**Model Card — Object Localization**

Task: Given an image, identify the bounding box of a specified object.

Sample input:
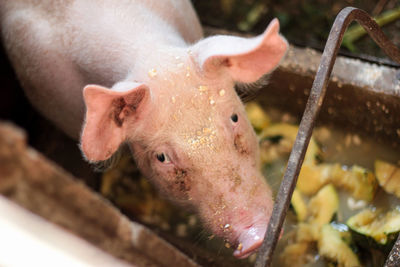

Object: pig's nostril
[233,225,266,259]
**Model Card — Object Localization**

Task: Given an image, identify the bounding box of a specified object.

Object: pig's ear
[192,18,288,83]
[81,83,149,162]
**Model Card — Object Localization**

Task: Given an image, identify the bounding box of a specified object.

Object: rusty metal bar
[385,232,400,267]
[255,7,400,267]
[384,232,400,267]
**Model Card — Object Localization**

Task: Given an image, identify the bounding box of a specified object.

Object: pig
[0,0,287,258]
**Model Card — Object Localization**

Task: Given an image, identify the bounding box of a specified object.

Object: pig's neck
[74,32,191,89]
[120,27,191,82]
[123,46,192,86]
[68,1,201,89]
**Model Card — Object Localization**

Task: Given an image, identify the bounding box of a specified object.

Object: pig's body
[0,0,287,258]
[0,0,202,138]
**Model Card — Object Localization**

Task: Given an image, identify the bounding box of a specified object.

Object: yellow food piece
[245,102,270,131]
[296,162,377,201]
[296,164,330,195]
[296,223,319,242]
[375,160,400,198]
[279,242,311,267]
[259,123,320,165]
[330,164,377,201]
[297,163,377,201]
[308,184,339,227]
[347,208,400,245]
[318,224,361,267]
[291,189,308,222]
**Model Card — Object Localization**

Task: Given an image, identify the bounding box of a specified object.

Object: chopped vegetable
[318,224,361,267]
[329,164,378,202]
[296,164,330,195]
[347,208,400,252]
[279,242,312,267]
[296,163,377,201]
[291,188,308,222]
[296,222,319,243]
[375,160,400,198]
[308,184,339,226]
[245,102,270,132]
[259,123,321,165]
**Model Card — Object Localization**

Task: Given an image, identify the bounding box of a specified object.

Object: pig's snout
[233,224,266,259]
[198,171,274,259]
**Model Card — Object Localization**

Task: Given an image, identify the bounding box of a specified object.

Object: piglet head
[81,19,287,258]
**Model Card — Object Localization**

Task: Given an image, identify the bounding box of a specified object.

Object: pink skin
[1,0,287,258]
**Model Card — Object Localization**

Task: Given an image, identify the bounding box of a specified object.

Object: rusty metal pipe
[255,7,400,267]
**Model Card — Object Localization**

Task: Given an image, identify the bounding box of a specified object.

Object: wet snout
[234,223,267,258]
[199,170,273,259]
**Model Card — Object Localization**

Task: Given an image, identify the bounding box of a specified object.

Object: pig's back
[0,0,203,139]
[0,0,87,139]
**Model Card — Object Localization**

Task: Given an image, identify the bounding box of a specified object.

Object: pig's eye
[231,113,239,123]
[156,153,171,163]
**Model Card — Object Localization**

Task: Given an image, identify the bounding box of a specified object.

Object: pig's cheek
[233,134,252,156]
[164,168,192,201]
